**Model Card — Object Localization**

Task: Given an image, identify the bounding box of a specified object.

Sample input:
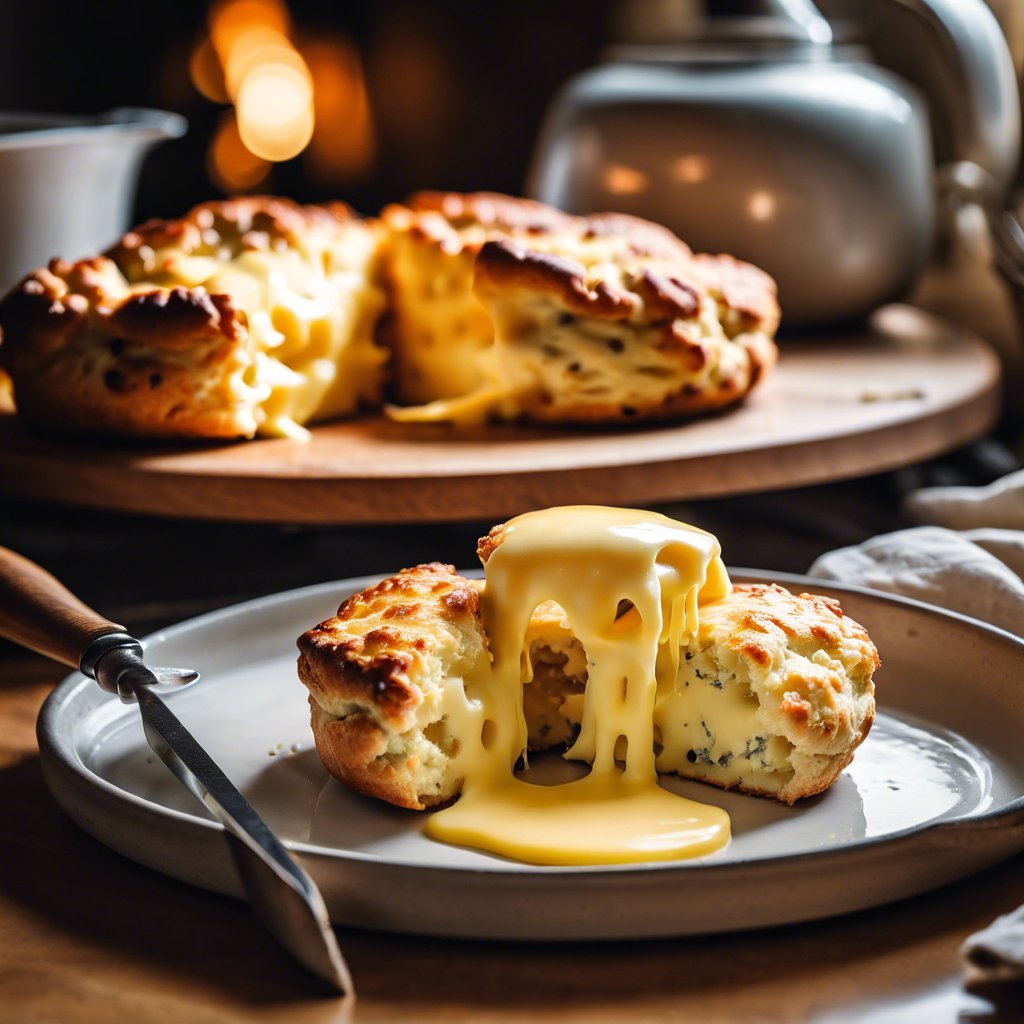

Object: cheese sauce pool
[425,506,733,865]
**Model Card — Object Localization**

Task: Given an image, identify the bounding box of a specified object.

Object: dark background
[0,1,616,220]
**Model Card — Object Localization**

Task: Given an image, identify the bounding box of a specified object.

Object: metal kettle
[528,0,1020,327]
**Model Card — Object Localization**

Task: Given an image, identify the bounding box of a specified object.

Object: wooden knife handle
[0,545,125,668]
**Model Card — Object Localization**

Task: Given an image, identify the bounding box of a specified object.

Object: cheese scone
[383,191,779,424]
[381,192,579,405]
[0,197,388,440]
[297,563,877,810]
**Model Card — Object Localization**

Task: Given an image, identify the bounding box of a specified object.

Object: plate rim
[37,569,1024,883]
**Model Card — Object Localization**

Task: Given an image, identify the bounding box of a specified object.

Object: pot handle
[868,0,1020,200]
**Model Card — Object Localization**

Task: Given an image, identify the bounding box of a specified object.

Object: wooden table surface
[3,256,1024,1022]
[2,630,1024,1023]
[5,570,1024,1024]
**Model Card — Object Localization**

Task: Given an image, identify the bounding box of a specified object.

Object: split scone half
[0,197,387,440]
[383,191,779,425]
[297,562,878,811]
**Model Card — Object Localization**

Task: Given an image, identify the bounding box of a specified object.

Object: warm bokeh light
[0,369,13,412]
[189,36,228,104]
[194,0,362,189]
[748,191,777,222]
[222,27,310,99]
[303,35,376,184]
[208,0,290,56]
[671,155,710,186]
[604,164,648,196]
[236,62,315,162]
[208,111,271,192]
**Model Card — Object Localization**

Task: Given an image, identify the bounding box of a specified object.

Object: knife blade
[0,545,351,995]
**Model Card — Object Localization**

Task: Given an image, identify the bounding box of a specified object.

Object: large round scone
[297,563,877,810]
[0,197,387,439]
[384,191,779,424]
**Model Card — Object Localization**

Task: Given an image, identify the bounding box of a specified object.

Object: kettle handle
[868,0,1020,199]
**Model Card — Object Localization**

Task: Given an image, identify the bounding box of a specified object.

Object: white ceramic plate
[38,571,1024,940]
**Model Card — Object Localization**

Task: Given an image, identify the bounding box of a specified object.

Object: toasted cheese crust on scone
[380,192,580,405]
[383,190,779,424]
[1,190,779,439]
[298,563,877,810]
[0,197,388,440]
[661,583,877,801]
[297,563,490,810]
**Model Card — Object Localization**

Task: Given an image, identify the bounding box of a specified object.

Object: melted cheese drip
[425,506,733,865]
[127,228,386,439]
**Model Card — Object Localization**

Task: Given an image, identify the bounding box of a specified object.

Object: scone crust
[107,195,360,274]
[0,258,258,439]
[383,190,778,420]
[298,562,481,727]
[297,563,484,810]
[389,190,695,263]
[472,238,778,423]
[0,196,382,440]
[686,583,878,803]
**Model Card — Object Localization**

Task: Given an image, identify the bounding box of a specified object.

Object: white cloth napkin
[962,905,1024,988]
[809,525,1024,636]
[904,467,1024,531]
[808,469,1024,985]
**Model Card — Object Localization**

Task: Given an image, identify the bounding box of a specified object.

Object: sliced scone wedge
[381,191,577,406]
[0,197,388,440]
[467,240,778,425]
[383,190,778,425]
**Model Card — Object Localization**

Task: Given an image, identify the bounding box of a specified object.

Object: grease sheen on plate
[38,572,1024,940]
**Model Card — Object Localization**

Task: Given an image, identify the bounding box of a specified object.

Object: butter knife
[0,545,351,995]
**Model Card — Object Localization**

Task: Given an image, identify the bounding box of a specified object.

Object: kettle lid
[612,0,834,47]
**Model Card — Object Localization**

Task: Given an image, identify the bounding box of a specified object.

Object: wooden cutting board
[0,306,1001,525]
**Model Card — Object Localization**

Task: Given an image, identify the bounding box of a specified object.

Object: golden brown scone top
[697,582,878,754]
[298,563,484,732]
[0,256,244,354]
[390,190,694,262]
[472,237,779,341]
[108,196,363,281]
[388,190,574,238]
[388,190,779,341]
[704,583,878,674]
